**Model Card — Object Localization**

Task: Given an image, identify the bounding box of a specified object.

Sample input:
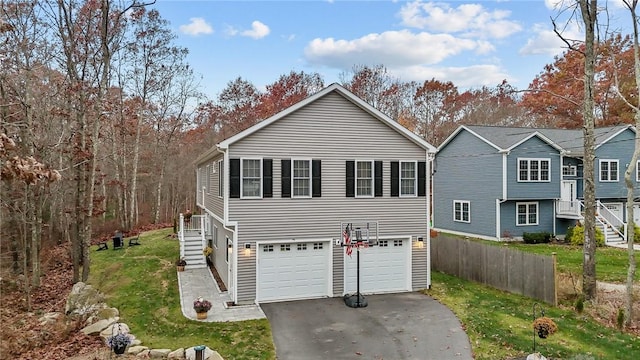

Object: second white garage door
[257,241,330,302]
[344,238,411,294]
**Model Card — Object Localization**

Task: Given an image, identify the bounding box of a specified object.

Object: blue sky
[151,0,631,100]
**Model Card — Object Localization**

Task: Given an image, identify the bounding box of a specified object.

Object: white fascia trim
[507,131,564,153]
[218,83,436,153]
[442,125,503,152]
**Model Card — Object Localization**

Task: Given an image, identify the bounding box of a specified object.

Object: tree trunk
[580,0,598,301]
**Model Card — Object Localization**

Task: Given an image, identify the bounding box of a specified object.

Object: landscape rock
[527,353,547,360]
[128,345,149,355]
[65,282,106,317]
[100,322,131,339]
[38,312,62,326]
[150,348,172,358]
[131,339,142,346]
[185,346,223,360]
[96,307,119,320]
[81,318,117,335]
[168,348,185,359]
[136,349,151,358]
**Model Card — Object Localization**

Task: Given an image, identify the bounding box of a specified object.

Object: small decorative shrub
[193,297,212,313]
[616,308,625,330]
[523,232,552,244]
[566,224,604,247]
[575,295,584,313]
[175,257,187,266]
[533,316,558,338]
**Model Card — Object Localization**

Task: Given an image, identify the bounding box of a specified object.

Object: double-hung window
[356,161,373,197]
[242,159,261,198]
[292,159,311,197]
[516,202,538,226]
[518,158,550,182]
[599,159,618,182]
[562,165,576,177]
[453,200,470,223]
[400,161,417,196]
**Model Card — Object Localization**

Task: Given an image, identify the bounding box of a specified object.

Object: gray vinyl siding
[199,153,225,218]
[210,217,232,287]
[507,136,560,200]
[500,200,555,238]
[434,130,502,238]
[332,245,344,296]
[411,239,428,290]
[595,128,638,199]
[227,92,430,303]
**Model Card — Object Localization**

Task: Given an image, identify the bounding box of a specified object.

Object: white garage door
[344,238,410,294]
[257,241,330,302]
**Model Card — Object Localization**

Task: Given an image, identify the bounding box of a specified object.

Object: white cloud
[398,1,522,39]
[544,0,564,10]
[304,30,480,68]
[241,21,270,39]
[179,18,213,36]
[393,64,511,88]
[519,22,582,56]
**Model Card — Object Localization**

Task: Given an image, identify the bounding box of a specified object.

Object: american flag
[343,224,352,257]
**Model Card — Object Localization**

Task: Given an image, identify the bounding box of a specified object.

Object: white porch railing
[596,201,627,241]
[556,200,582,217]
[178,213,207,259]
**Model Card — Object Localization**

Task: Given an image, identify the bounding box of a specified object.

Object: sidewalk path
[177,267,266,322]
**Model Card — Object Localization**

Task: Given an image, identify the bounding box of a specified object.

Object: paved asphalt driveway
[261,292,473,360]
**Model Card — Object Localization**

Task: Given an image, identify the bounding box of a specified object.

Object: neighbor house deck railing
[555,200,581,217]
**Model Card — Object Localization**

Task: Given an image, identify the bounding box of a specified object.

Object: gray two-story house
[433,124,638,242]
[187,83,436,305]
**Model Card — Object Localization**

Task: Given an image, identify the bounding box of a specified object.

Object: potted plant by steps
[533,316,558,339]
[106,333,132,355]
[176,257,187,271]
[193,297,212,320]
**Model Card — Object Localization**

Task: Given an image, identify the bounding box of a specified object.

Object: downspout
[497,150,509,240]
[426,150,434,288]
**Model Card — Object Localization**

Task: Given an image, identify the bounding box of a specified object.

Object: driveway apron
[262,292,473,360]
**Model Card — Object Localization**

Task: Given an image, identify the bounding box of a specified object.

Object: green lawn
[473,239,639,283]
[88,228,275,359]
[426,271,640,360]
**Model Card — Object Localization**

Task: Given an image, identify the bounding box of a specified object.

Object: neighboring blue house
[433,124,638,243]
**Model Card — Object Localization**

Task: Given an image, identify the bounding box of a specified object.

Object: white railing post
[179,213,185,258]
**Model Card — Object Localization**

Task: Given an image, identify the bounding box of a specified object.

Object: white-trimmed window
[562,165,577,177]
[356,161,373,197]
[213,225,218,248]
[293,159,311,198]
[218,159,224,198]
[241,158,262,198]
[400,161,417,196]
[518,158,550,182]
[599,159,618,182]
[453,200,470,223]
[225,236,231,263]
[516,202,539,226]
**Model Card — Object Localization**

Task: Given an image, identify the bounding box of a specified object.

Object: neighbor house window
[356,161,373,197]
[218,159,224,197]
[562,165,577,177]
[241,158,261,198]
[213,225,218,248]
[453,200,470,223]
[516,202,538,226]
[518,158,550,182]
[292,159,311,197]
[400,161,417,196]
[599,159,618,182]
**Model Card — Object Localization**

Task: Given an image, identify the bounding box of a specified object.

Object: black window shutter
[281,159,291,198]
[374,161,383,197]
[312,160,321,197]
[346,161,355,197]
[418,161,426,197]
[229,159,240,198]
[390,161,399,197]
[263,159,273,198]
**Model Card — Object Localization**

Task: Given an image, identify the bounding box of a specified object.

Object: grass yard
[88,228,275,360]
[426,271,640,360]
[474,239,639,283]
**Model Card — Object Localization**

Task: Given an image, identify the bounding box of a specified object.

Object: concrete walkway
[607,242,640,250]
[177,267,266,322]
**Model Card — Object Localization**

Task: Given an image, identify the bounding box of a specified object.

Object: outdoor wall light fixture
[243,243,251,256]
[416,237,424,249]
[227,243,233,254]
